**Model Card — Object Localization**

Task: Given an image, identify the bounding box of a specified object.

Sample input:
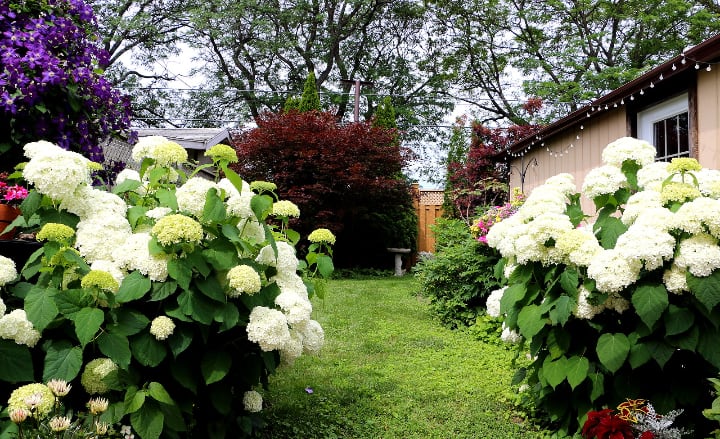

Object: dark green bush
[414,218,502,328]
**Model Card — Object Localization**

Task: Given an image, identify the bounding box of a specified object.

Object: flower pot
[0,205,20,240]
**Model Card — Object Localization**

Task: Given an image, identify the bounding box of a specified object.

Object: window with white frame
[637,93,689,161]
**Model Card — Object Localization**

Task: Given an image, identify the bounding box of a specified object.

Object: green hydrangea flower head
[151,214,203,246]
[153,140,188,166]
[661,181,701,205]
[87,161,104,172]
[81,270,119,293]
[308,228,336,245]
[37,223,75,243]
[272,200,300,218]
[205,144,238,163]
[81,358,119,395]
[7,383,55,418]
[667,157,701,173]
[250,181,277,193]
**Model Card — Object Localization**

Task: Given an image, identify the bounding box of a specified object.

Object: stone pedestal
[386,247,411,276]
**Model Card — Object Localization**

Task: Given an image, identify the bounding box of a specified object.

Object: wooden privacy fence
[413,184,443,253]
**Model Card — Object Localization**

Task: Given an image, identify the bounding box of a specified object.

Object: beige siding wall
[510,110,628,210]
[697,68,720,168]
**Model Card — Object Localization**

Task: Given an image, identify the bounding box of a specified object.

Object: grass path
[257,277,540,438]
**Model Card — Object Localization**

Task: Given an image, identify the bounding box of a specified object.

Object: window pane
[678,112,689,156]
[667,116,679,157]
[654,121,666,159]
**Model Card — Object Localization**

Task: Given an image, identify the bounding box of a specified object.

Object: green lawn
[256,276,541,438]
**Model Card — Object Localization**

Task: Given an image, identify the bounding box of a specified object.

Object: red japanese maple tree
[230,110,417,267]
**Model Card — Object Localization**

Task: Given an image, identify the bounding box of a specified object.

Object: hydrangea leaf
[170,361,197,394]
[250,194,273,221]
[109,309,150,336]
[500,283,527,315]
[631,284,668,329]
[548,295,575,326]
[546,328,571,360]
[542,355,567,389]
[202,188,226,224]
[204,237,239,270]
[566,356,589,389]
[698,326,720,369]
[131,401,164,439]
[150,281,178,302]
[72,307,104,347]
[54,288,92,318]
[195,275,225,302]
[24,286,58,331]
[687,271,720,311]
[595,216,627,249]
[111,178,142,195]
[167,259,192,291]
[517,304,545,340]
[155,188,178,210]
[628,341,652,369]
[131,332,167,367]
[664,304,694,336]
[596,333,630,373]
[559,269,578,295]
[201,350,232,385]
[0,340,33,382]
[668,325,699,351]
[646,340,674,368]
[42,340,82,382]
[317,254,335,278]
[98,331,131,369]
[116,271,152,303]
[124,386,146,414]
[168,326,194,358]
[215,303,240,333]
[186,250,210,278]
[148,382,175,405]
[177,290,220,325]
[589,371,604,402]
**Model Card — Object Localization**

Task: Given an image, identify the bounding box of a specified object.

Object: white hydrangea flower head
[146,207,172,220]
[631,207,676,232]
[0,255,17,286]
[0,297,5,316]
[111,232,169,282]
[275,290,312,325]
[543,173,576,196]
[605,294,631,314]
[615,224,676,271]
[227,191,256,219]
[131,136,188,166]
[675,233,720,277]
[256,241,298,273]
[217,178,241,199]
[587,248,642,293]
[271,272,309,300]
[23,140,58,159]
[486,215,526,258]
[280,329,304,365]
[271,200,300,218]
[23,145,91,201]
[515,185,568,221]
[601,137,656,167]
[672,197,720,238]
[622,191,663,226]
[246,306,291,352]
[697,168,720,198]
[0,310,41,347]
[75,214,132,263]
[175,177,221,219]
[81,358,119,394]
[237,218,266,245]
[227,265,262,297]
[523,212,575,265]
[149,316,175,341]
[242,390,263,413]
[581,165,628,199]
[485,286,506,318]
[116,168,141,184]
[663,263,689,294]
[636,161,670,189]
[574,286,605,320]
[503,261,517,279]
[61,186,128,219]
[296,319,324,354]
[151,214,204,246]
[501,323,523,344]
[556,227,599,266]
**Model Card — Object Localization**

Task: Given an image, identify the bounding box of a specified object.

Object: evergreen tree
[298,72,321,112]
[373,96,398,130]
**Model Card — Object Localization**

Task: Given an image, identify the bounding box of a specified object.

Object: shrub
[0,138,333,439]
[414,218,502,328]
[488,137,719,436]
[230,110,416,269]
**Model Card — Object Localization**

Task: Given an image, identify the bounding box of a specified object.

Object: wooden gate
[413,184,443,253]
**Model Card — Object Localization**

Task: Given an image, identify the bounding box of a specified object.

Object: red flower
[582,409,614,438]
[639,431,655,439]
[596,414,634,439]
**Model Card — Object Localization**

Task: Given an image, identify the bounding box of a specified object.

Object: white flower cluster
[0,255,17,286]
[0,309,41,347]
[247,241,324,364]
[488,137,720,320]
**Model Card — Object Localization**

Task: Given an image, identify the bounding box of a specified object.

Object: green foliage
[414,218,501,328]
[298,72,321,112]
[372,96,398,130]
[705,376,720,438]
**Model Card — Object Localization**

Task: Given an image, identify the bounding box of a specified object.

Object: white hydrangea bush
[0,138,334,439]
[487,137,720,437]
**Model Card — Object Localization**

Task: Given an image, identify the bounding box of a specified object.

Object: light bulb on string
[696,63,700,69]
[630,94,635,100]
[672,64,677,70]
[707,65,712,72]
[613,102,617,107]
[640,89,644,95]
[620,98,624,104]
[580,125,584,130]
[650,81,654,88]
[659,73,664,80]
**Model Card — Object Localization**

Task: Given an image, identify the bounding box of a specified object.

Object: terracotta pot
[0,205,20,240]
